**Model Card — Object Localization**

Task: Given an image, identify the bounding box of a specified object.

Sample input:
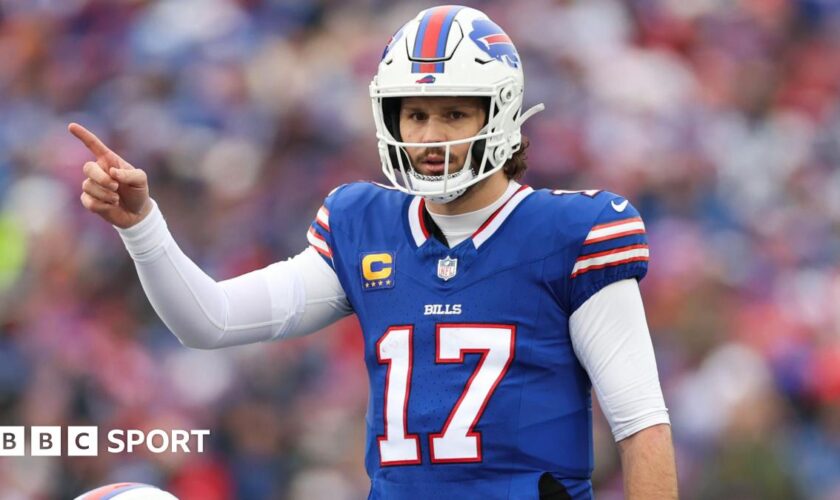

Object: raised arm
[70,123,352,348]
[69,122,153,228]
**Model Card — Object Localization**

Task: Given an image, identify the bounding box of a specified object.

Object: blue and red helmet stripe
[411,6,463,73]
[81,483,153,500]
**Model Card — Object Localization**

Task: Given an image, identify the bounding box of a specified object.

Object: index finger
[68,123,112,158]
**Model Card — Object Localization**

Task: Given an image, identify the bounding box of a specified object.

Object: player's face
[399,96,487,177]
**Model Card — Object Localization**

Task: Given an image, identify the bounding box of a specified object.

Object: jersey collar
[407,184,534,249]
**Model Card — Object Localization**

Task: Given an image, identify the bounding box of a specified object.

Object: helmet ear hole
[494,144,510,164]
[499,85,516,104]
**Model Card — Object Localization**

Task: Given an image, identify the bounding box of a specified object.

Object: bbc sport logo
[0,426,210,457]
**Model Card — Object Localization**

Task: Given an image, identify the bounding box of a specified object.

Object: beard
[409,147,466,177]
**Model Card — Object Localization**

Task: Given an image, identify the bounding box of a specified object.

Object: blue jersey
[306,183,649,499]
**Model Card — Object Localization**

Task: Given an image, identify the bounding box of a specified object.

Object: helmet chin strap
[409,167,475,204]
[407,145,476,204]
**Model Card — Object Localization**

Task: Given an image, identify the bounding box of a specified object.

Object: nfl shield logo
[437,256,458,281]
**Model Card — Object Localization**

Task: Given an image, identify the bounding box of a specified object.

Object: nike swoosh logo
[611,199,629,212]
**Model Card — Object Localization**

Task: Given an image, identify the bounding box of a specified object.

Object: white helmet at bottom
[370,5,544,203]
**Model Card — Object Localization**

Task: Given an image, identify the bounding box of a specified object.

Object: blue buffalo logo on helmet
[469,19,520,69]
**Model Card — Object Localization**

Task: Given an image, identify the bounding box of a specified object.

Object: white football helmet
[74,483,178,500]
[370,5,544,203]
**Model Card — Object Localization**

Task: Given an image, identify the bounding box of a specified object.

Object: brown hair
[502,135,529,180]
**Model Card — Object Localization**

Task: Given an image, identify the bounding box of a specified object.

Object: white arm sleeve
[569,279,670,442]
[116,200,352,349]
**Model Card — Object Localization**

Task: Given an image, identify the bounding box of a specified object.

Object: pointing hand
[69,123,152,229]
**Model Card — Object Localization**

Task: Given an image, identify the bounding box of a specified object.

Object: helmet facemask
[372,81,533,204]
[369,6,544,203]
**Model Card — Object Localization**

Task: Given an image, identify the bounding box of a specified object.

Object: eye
[448,110,467,120]
[409,111,428,121]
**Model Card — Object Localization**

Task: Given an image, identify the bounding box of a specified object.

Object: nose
[419,117,446,144]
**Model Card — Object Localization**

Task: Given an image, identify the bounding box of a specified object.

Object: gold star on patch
[378,280,383,286]
[386,280,391,285]
[365,283,370,288]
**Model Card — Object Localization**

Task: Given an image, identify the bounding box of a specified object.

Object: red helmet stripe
[412,6,462,73]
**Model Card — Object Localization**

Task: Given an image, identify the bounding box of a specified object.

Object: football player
[71,6,677,499]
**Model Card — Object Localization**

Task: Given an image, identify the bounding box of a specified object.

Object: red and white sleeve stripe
[307,226,332,258]
[583,217,645,245]
[571,244,649,278]
[316,205,330,232]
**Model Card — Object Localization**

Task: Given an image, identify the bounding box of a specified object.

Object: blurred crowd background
[0,0,839,498]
